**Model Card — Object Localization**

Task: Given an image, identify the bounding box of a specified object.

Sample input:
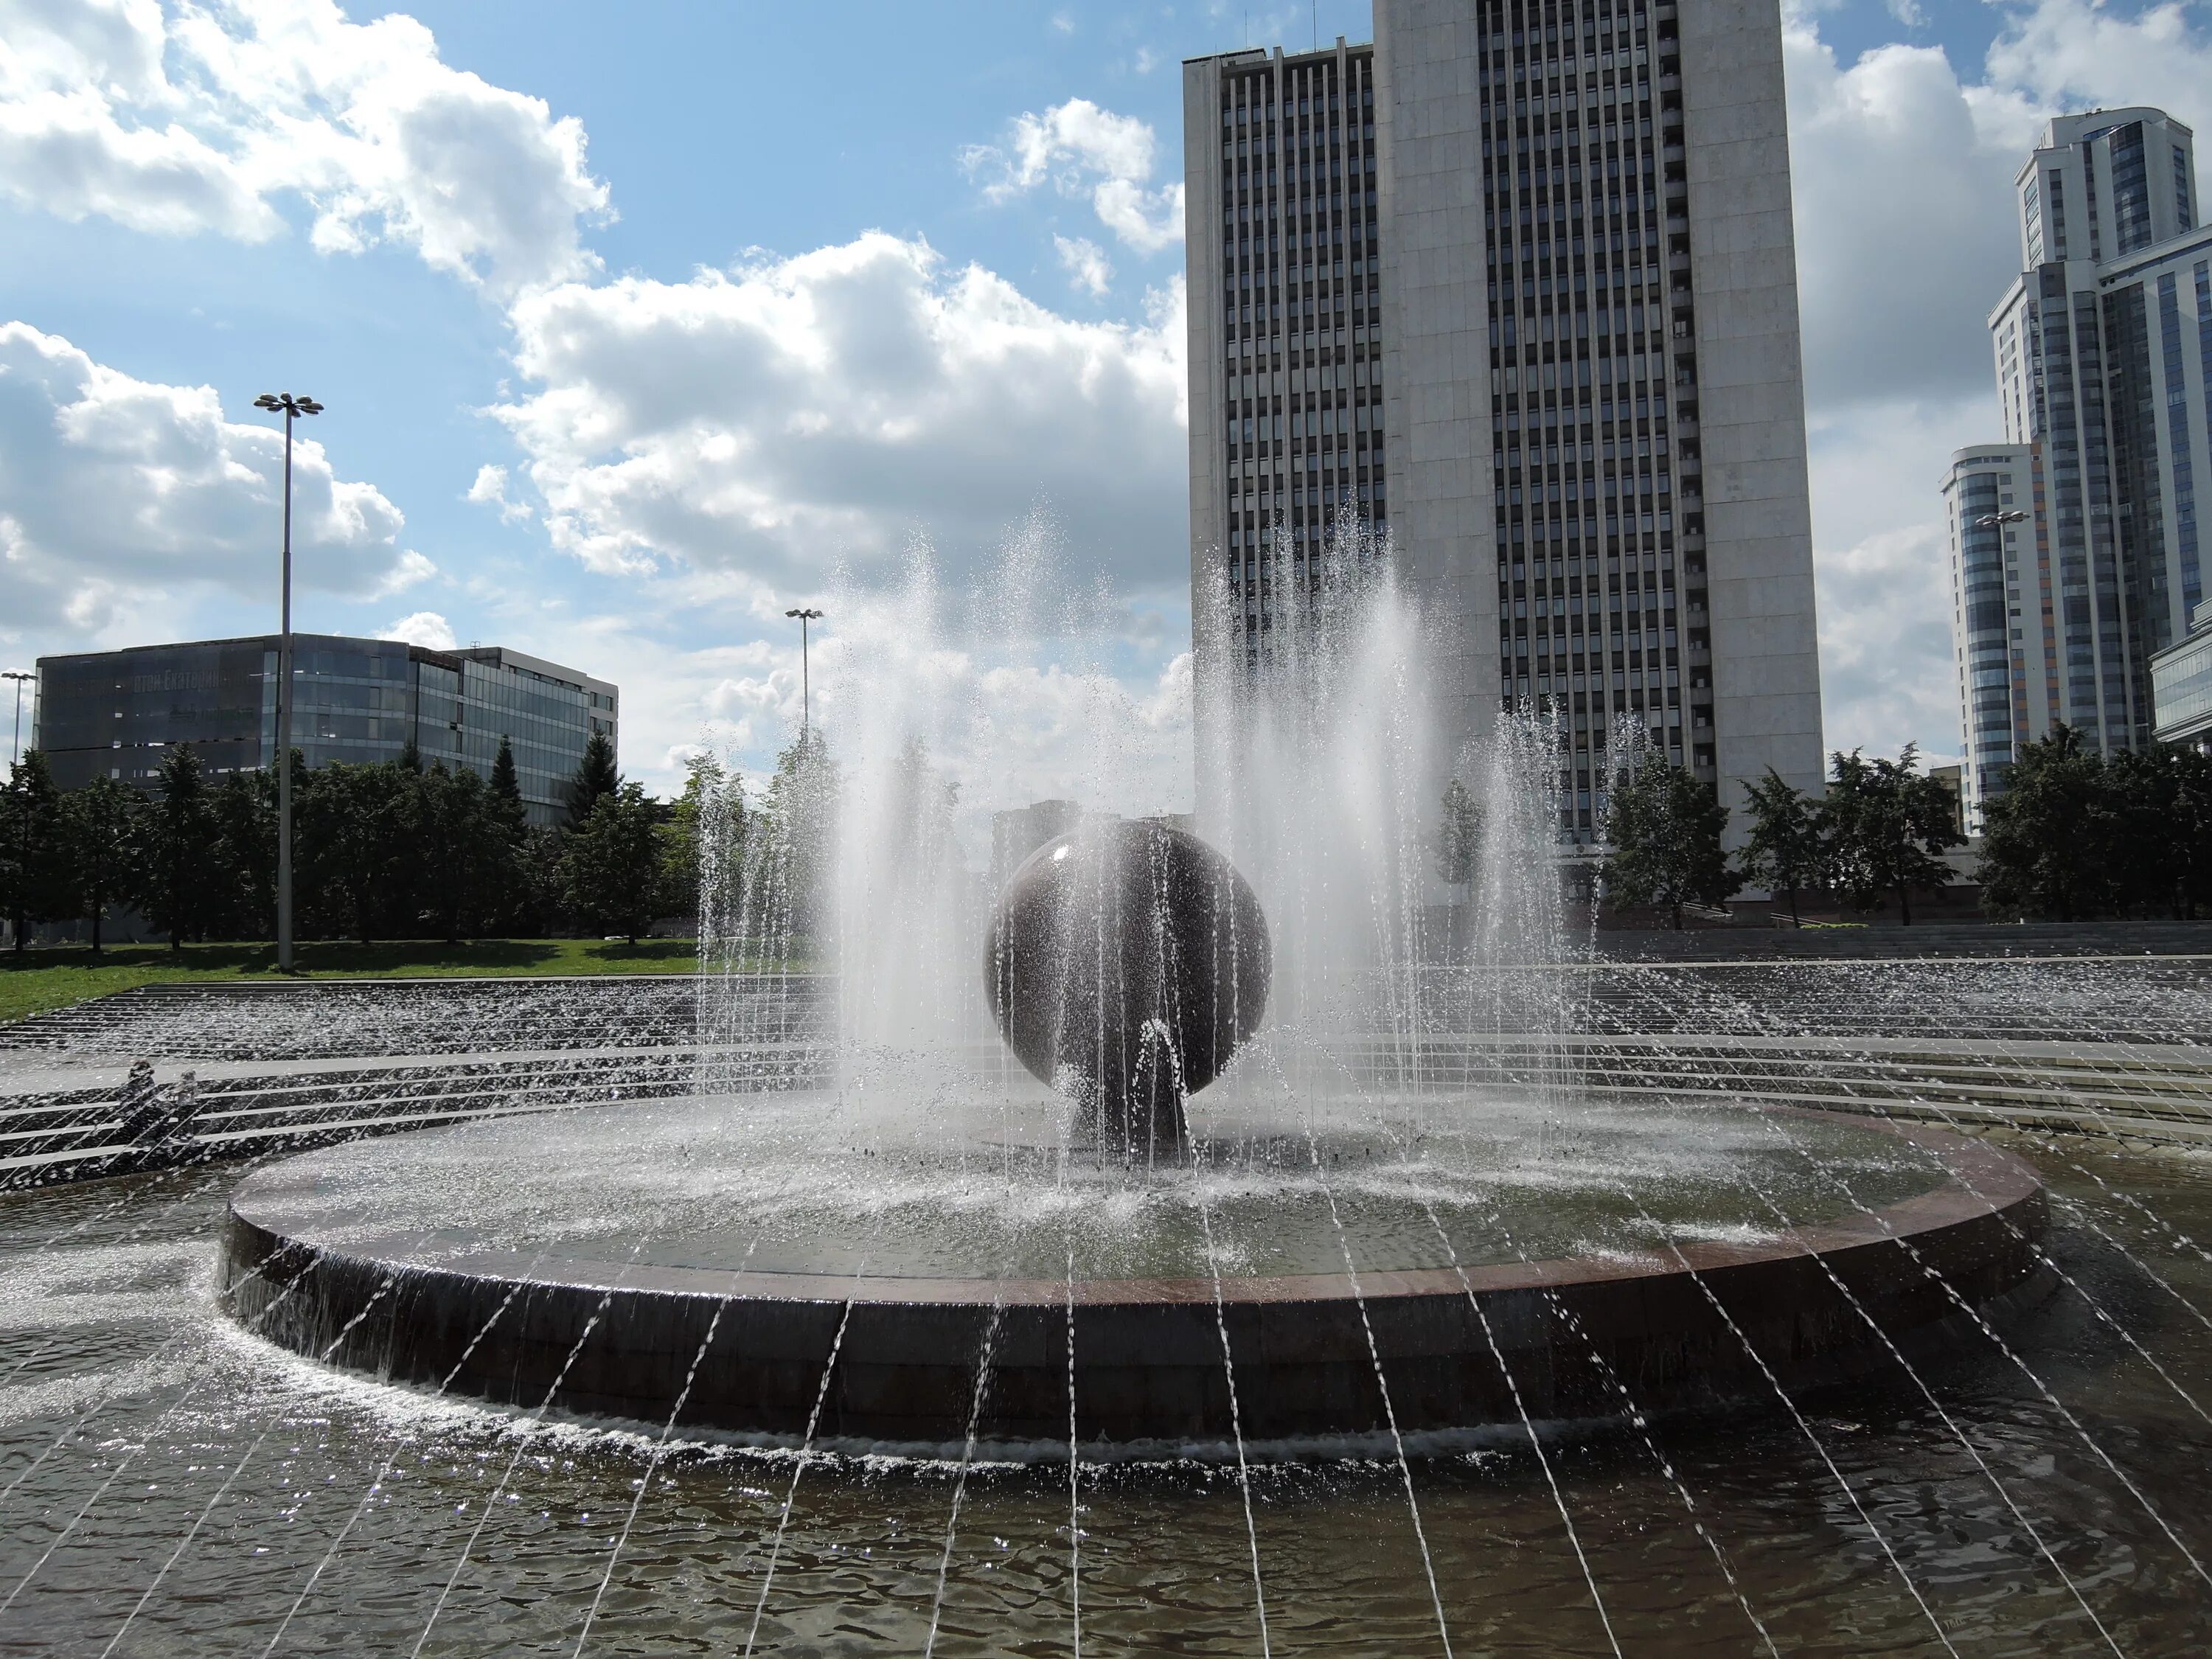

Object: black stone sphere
[983,818,1270,1159]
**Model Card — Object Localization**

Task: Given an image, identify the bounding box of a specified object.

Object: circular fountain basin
[220,1093,2048,1453]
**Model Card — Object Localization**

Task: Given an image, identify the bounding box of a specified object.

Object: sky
[7,0,2212,815]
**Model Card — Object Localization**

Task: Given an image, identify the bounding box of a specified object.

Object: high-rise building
[34,634,617,827]
[1950,109,2211,828]
[1182,0,1823,841]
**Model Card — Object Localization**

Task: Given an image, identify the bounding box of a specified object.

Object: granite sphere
[983,818,1270,1158]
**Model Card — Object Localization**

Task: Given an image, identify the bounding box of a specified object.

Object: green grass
[0,937,714,1025]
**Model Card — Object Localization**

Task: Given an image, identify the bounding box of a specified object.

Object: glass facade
[2152,622,2212,745]
[35,634,616,827]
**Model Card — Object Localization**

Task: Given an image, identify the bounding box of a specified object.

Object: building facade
[1940,444,2055,826]
[1183,0,1824,840]
[2152,603,2212,747]
[1953,109,2212,825]
[35,635,616,827]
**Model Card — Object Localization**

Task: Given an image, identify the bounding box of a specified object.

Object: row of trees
[1978,727,2212,920]
[1578,724,2212,927]
[0,731,699,951]
[1587,741,1965,928]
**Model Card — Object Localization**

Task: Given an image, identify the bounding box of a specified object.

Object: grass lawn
[0,937,709,1025]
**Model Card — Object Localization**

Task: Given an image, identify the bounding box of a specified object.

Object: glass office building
[35,635,617,827]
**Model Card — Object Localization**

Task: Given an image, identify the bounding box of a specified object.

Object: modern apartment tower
[1183,0,1823,840]
[1948,109,2211,829]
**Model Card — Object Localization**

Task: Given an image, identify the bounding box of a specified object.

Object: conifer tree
[563,729,619,829]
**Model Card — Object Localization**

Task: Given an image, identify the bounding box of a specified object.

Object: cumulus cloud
[962,97,1184,254]
[0,0,611,295]
[382,608,456,650]
[0,321,420,642]
[491,232,1188,597]
[1781,0,2212,759]
[1054,233,1113,296]
[465,462,534,524]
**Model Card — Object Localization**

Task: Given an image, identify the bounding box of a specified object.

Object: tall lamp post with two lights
[785,608,824,737]
[254,391,323,973]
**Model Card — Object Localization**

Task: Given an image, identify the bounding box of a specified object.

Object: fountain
[20,526,2212,1653]
[213,532,2048,1451]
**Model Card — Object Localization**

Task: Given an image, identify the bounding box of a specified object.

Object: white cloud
[382,608,456,650]
[0,320,417,644]
[962,97,1184,253]
[492,232,1189,597]
[0,0,611,296]
[465,462,534,524]
[1054,233,1113,296]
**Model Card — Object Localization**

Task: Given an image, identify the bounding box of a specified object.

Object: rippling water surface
[3,1135,2209,1655]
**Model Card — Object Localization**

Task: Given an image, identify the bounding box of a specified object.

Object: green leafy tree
[60,776,145,953]
[0,751,71,953]
[515,824,571,936]
[563,782,664,944]
[563,728,620,830]
[1436,777,1484,900]
[759,729,838,947]
[296,761,411,943]
[135,745,220,950]
[1737,768,1825,925]
[662,753,742,923]
[209,765,279,940]
[413,762,497,943]
[1978,725,2119,921]
[1601,751,1739,929]
[1822,744,1964,925]
[2101,744,2212,919]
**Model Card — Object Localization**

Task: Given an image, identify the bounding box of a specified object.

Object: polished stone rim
[220,1105,2050,1450]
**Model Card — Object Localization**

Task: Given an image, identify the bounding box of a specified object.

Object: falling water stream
[3,530,2211,1652]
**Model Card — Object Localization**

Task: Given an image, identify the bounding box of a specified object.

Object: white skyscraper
[1949,108,2211,829]
[1182,0,1823,842]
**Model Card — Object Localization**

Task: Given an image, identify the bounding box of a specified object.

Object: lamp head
[254,392,322,417]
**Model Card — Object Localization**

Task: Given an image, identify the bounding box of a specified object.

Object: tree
[296,761,411,943]
[1436,777,1483,900]
[759,729,838,947]
[1601,751,1739,929]
[413,762,498,943]
[1737,768,1824,926]
[563,728,619,830]
[481,735,532,933]
[562,782,663,944]
[135,745,220,950]
[1978,725,2118,921]
[662,753,742,925]
[209,765,279,940]
[60,776,145,953]
[0,751,70,953]
[1822,744,1963,926]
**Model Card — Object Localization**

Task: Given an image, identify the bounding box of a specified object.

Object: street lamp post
[784,608,824,737]
[2,671,32,769]
[254,392,324,973]
[1973,510,2030,529]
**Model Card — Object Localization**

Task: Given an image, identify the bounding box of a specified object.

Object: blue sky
[7,0,2212,810]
